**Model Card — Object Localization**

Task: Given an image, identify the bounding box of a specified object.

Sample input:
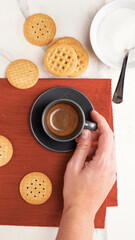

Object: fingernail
[81,130,89,139]
[92,110,97,113]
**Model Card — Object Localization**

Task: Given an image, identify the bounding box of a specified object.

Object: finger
[69,129,92,172]
[91,129,100,141]
[91,110,111,134]
[75,137,79,143]
[88,143,98,157]
[90,110,114,161]
[93,130,114,161]
[76,116,99,143]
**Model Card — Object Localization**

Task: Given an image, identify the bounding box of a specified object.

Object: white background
[0,0,135,239]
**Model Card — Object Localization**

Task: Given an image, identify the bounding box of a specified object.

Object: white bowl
[90,1,135,69]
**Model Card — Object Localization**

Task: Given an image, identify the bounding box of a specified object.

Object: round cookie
[6,59,39,89]
[44,43,77,77]
[24,13,56,46]
[48,37,82,48]
[0,136,13,167]
[19,172,52,205]
[68,44,89,77]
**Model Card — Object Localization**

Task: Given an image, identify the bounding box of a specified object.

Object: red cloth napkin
[0,78,117,228]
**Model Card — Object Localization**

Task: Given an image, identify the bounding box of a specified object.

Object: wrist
[63,204,95,221]
[57,203,95,240]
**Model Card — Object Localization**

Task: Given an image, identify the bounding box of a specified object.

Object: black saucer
[30,87,94,152]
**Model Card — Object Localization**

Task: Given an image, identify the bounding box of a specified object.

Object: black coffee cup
[41,99,97,142]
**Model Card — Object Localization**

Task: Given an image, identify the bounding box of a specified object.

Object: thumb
[70,129,92,171]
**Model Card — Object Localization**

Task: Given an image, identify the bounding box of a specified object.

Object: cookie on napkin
[19,172,52,205]
[0,136,13,167]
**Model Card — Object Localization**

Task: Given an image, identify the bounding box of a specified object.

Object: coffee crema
[45,103,79,137]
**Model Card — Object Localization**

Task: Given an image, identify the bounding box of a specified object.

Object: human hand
[63,110,117,217]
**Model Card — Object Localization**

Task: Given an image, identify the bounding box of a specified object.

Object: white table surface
[0,0,135,239]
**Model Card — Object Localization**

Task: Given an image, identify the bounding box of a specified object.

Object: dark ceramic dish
[30,87,94,152]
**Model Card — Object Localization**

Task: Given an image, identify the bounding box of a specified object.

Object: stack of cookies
[44,37,89,77]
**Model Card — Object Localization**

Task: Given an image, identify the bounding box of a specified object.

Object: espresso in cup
[42,99,97,142]
[45,102,80,137]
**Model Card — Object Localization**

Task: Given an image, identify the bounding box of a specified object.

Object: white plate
[90,1,135,69]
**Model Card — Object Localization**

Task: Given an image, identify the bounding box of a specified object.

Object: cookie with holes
[6,59,39,89]
[0,135,13,167]
[68,44,89,77]
[44,43,77,77]
[19,172,52,205]
[24,13,56,46]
